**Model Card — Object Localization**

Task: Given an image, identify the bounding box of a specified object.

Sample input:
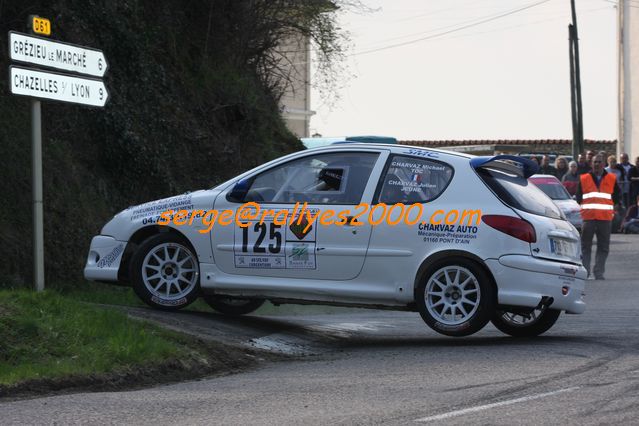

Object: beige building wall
[619,0,639,160]
[278,34,315,138]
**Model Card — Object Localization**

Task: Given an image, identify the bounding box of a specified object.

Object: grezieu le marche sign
[9,31,108,78]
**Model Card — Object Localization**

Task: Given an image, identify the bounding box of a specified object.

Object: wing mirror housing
[227,178,250,202]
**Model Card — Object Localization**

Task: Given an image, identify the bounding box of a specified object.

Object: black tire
[491,308,561,337]
[416,257,496,337]
[130,233,200,311]
[203,296,265,316]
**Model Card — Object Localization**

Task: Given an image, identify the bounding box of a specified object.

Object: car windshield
[477,168,563,220]
[531,182,571,200]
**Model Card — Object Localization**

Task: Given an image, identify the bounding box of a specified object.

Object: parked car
[529,175,582,231]
[85,144,586,337]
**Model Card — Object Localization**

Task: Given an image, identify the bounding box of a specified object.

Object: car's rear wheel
[130,233,200,310]
[491,307,560,337]
[203,296,265,315]
[416,258,495,337]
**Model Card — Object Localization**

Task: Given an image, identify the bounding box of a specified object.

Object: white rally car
[85,143,586,337]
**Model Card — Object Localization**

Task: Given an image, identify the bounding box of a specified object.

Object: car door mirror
[227,179,251,202]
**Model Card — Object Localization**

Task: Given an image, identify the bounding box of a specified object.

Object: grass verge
[0,290,258,397]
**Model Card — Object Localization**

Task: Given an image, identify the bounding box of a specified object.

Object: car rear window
[477,168,563,219]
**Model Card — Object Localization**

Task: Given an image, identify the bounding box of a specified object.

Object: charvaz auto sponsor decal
[97,243,124,268]
[129,194,194,221]
[418,222,479,245]
[233,209,317,269]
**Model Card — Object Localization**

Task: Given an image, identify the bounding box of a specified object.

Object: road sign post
[32,99,44,292]
[8,17,109,291]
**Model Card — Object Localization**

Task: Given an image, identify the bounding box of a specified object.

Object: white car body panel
[85,143,587,314]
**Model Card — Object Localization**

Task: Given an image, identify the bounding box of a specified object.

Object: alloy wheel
[141,242,198,301]
[425,266,480,325]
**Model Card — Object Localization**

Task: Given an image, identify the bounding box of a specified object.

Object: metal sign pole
[26,16,46,292]
[32,98,45,291]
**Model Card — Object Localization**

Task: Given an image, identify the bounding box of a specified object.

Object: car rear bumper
[486,255,586,314]
[83,235,126,282]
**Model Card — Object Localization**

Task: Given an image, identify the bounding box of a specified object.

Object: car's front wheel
[416,258,495,337]
[203,296,265,315]
[491,307,560,337]
[130,233,200,310]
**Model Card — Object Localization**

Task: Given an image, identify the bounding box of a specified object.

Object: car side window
[377,155,453,204]
[243,152,379,204]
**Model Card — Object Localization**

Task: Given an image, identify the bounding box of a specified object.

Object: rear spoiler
[469,155,539,179]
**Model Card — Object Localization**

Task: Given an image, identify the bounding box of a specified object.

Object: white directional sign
[10,66,109,107]
[9,31,108,77]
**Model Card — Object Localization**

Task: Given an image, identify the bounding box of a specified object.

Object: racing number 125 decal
[241,222,282,254]
[233,218,317,269]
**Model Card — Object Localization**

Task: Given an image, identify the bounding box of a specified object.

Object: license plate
[550,238,577,258]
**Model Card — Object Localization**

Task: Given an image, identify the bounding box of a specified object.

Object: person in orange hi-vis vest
[576,154,621,280]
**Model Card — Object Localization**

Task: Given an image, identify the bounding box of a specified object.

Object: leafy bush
[0,0,351,286]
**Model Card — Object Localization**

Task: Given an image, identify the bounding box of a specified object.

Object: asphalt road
[3,235,639,425]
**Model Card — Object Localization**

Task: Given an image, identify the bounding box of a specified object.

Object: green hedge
[0,0,303,287]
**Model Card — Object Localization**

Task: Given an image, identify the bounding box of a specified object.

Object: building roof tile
[399,139,616,147]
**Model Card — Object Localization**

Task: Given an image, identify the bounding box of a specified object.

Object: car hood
[101,189,223,239]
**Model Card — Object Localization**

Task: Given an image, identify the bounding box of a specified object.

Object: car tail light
[482,215,537,243]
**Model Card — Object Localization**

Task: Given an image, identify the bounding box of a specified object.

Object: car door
[365,153,456,269]
[211,149,388,280]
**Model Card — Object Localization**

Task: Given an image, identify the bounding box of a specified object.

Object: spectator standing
[599,151,609,166]
[576,153,591,175]
[605,156,625,192]
[576,154,621,280]
[555,156,569,179]
[562,161,580,196]
[538,155,557,176]
[622,195,639,234]
[586,150,595,166]
[619,153,637,207]
[628,156,639,205]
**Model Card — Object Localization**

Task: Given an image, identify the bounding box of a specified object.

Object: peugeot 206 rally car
[85,143,586,337]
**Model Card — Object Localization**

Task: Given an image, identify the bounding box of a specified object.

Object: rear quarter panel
[361,154,531,303]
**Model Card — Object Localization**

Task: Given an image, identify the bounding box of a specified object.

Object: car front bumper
[567,215,583,230]
[486,254,586,314]
[84,235,126,282]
